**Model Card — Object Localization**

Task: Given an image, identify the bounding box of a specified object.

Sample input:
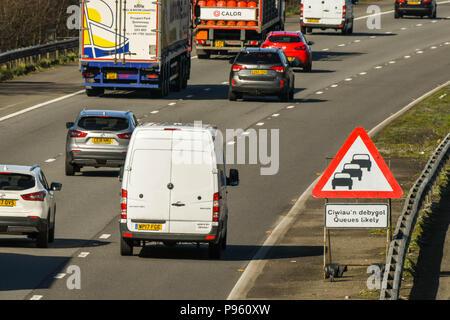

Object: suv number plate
[0,199,16,207]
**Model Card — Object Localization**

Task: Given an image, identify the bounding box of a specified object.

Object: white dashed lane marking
[78,252,90,258]
[30,295,43,300]
[99,234,111,239]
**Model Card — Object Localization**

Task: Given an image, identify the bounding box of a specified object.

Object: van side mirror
[66,122,74,129]
[50,182,62,191]
[227,169,239,186]
[119,166,124,182]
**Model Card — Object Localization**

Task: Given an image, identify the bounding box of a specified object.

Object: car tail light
[232,64,246,72]
[270,66,284,73]
[83,72,95,78]
[396,0,406,3]
[422,0,430,3]
[21,191,46,201]
[295,45,306,50]
[300,3,303,19]
[69,130,87,138]
[342,5,346,19]
[121,189,127,219]
[117,132,132,139]
[212,192,219,222]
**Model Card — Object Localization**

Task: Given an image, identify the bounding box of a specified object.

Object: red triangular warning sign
[312,127,402,198]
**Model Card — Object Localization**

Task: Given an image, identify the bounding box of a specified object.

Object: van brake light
[213,192,219,222]
[121,189,127,219]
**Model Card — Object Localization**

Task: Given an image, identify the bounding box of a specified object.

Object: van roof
[137,122,217,132]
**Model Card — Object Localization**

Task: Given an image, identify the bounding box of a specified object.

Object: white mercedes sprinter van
[119,123,239,259]
[300,0,355,34]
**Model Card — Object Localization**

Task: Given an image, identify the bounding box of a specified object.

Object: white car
[300,0,355,34]
[119,123,239,258]
[0,165,62,248]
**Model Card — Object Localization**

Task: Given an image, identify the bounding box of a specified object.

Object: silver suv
[65,109,138,175]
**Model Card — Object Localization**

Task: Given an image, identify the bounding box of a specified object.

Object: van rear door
[322,0,344,25]
[126,130,172,233]
[303,0,323,20]
[169,130,216,234]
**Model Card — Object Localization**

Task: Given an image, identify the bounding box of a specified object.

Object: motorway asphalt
[0,2,449,300]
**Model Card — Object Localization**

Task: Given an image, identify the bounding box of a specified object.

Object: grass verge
[0,51,78,82]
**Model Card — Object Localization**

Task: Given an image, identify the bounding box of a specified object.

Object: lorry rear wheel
[173,59,182,92]
[301,26,307,34]
[208,241,222,259]
[86,87,104,97]
[181,57,188,89]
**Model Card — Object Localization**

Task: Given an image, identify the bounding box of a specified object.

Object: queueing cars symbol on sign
[312,127,403,198]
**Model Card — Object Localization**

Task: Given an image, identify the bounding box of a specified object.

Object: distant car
[65,110,138,176]
[342,163,363,181]
[332,172,353,190]
[395,0,436,19]
[350,154,372,172]
[0,165,62,248]
[261,31,313,72]
[229,48,295,102]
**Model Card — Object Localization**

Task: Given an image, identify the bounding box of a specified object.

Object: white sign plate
[325,203,388,229]
[200,8,257,21]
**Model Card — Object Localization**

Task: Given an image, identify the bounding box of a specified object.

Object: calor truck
[80,0,192,97]
[192,0,286,59]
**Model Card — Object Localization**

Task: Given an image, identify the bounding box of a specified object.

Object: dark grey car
[65,110,138,176]
[228,48,295,102]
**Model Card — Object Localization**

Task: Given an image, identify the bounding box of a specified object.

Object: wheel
[348,24,353,34]
[157,64,169,97]
[430,7,436,18]
[306,27,312,34]
[303,62,312,72]
[181,57,188,89]
[197,50,210,59]
[228,88,237,101]
[208,241,222,259]
[289,86,294,101]
[301,26,307,34]
[65,157,75,176]
[86,87,104,97]
[120,237,133,256]
[49,210,55,243]
[279,87,290,102]
[341,24,348,35]
[395,10,400,19]
[221,230,227,250]
[36,220,49,248]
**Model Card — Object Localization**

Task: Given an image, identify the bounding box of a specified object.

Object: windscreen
[78,117,129,131]
[235,52,282,64]
[0,173,35,191]
[268,36,301,43]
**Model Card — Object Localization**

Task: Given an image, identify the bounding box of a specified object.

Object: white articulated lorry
[80,0,192,97]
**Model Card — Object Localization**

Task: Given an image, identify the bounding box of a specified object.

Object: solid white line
[0,90,84,123]
[227,79,450,300]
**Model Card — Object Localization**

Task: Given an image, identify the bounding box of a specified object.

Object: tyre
[341,25,348,35]
[289,86,294,101]
[197,50,210,59]
[348,24,353,34]
[430,7,436,18]
[120,237,133,256]
[279,87,290,102]
[208,241,222,259]
[306,27,312,34]
[36,220,49,248]
[301,26,307,34]
[86,87,104,97]
[303,62,312,72]
[181,57,188,89]
[49,210,55,243]
[395,10,400,19]
[65,157,75,176]
[221,230,227,250]
[228,88,238,101]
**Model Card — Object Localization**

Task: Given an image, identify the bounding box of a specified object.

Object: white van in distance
[119,123,239,259]
[300,0,355,34]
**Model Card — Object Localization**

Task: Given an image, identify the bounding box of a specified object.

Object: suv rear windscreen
[0,173,35,190]
[268,36,301,43]
[235,52,282,65]
[78,117,129,131]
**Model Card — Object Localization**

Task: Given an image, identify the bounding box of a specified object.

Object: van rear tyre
[208,241,222,259]
[120,237,133,256]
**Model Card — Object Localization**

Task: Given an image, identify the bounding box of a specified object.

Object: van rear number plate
[136,223,162,231]
[307,18,320,23]
[0,199,16,207]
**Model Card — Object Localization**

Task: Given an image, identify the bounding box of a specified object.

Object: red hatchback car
[261,31,313,72]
